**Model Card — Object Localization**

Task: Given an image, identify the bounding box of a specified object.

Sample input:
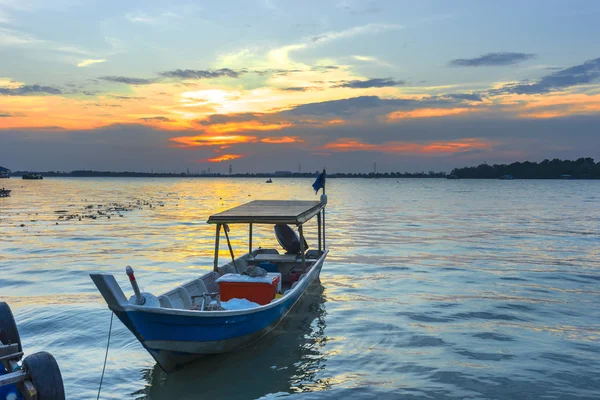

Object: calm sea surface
[1,178,599,399]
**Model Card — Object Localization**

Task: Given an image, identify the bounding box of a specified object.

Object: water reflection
[136,283,328,400]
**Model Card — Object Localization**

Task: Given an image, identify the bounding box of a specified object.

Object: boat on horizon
[266,178,273,183]
[91,199,328,372]
[22,174,43,180]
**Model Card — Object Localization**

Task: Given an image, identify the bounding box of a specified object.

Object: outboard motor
[274,224,308,254]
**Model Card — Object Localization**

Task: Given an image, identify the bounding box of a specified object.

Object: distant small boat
[266,178,273,183]
[0,188,11,197]
[498,175,514,180]
[0,173,9,179]
[446,174,459,180]
[22,174,43,180]
[560,174,572,179]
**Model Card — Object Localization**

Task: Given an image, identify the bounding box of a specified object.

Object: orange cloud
[204,121,292,134]
[170,134,257,147]
[170,132,303,148]
[323,138,491,154]
[519,110,570,119]
[199,154,244,163]
[260,136,303,144]
[387,108,473,120]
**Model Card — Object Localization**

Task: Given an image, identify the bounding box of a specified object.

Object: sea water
[0,178,599,399]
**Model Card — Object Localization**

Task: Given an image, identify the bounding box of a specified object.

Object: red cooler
[217,273,281,305]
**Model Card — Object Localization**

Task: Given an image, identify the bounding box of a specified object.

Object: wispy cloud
[99,76,154,85]
[323,138,490,154]
[108,95,146,100]
[125,11,182,25]
[335,78,404,88]
[284,95,472,116]
[450,52,536,67]
[268,23,402,67]
[0,27,91,56]
[336,1,382,15]
[488,56,600,95]
[139,116,174,122]
[261,0,287,16]
[0,84,62,96]
[0,27,42,46]
[352,55,392,67]
[77,59,106,68]
[387,107,474,120]
[159,68,243,79]
[309,23,402,45]
[280,86,317,92]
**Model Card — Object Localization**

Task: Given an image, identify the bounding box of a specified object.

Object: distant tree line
[8,158,599,179]
[9,170,447,178]
[450,158,600,179]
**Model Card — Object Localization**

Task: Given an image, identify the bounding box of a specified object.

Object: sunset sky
[1,0,600,173]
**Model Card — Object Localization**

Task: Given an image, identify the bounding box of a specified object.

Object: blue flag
[312,170,326,194]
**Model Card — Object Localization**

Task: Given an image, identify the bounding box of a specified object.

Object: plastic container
[218,275,281,305]
[259,262,277,273]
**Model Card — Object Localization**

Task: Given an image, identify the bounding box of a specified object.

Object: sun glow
[199,154,244,162]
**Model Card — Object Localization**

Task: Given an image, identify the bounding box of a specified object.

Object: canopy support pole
[249,223,253,254]
[213,224,221,273]
[322,209,326,251]
[223,224,237,270]
[322,171,326,250]
[317,212,322,251]
[299,224,307,272]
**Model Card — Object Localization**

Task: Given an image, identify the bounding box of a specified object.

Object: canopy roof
[207,200,324,225]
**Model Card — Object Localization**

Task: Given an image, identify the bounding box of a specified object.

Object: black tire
[0,301,21,352]
[22,352,65,400]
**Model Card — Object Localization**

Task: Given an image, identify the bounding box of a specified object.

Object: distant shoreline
[5,171,447,179]
[3,172,599,179]
[3,158,599,179]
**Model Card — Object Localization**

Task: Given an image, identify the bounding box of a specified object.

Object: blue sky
[1,0,600,172]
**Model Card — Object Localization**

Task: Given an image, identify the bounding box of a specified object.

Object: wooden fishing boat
[0,189,10,198]
[91,198,328,372]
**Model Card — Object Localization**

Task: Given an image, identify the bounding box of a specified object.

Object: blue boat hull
[112,259,324,372]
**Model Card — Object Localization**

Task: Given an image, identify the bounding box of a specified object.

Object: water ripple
[1,178,599,399]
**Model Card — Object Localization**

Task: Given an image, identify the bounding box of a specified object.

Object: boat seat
[195,279,208,296]
[158,295,173,309]
[177,286,193,309]
[202,272,220,293]
[220,263,237,276]
[234,258,249,274]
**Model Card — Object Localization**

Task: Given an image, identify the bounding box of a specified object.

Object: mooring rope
[97,312,114,400]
